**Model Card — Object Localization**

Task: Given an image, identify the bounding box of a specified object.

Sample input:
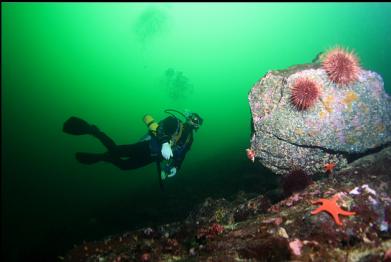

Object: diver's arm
[160,148,186,179]
[172,138,193,173]
[157,116,180,160]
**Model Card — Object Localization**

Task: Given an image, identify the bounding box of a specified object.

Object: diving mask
[188,113,203,129]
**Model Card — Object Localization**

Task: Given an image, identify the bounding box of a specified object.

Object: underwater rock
[248,59,391,176]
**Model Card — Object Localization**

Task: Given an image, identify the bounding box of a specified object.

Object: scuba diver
[62,109,203,188]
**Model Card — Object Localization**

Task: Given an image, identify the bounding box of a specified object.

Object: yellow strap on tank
[171,122,192,148]
[184,132,191,146]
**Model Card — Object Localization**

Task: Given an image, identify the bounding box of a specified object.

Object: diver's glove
[161,142,173,160]
[167,167,177,178]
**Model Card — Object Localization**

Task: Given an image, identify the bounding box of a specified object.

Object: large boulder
[248,61,391,176]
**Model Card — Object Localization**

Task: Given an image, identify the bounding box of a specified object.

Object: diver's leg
[63,116,117,150]
[75,152,106,165]
[62,117,109,165]
[74,140,155,169]
[104,141,155,170]
[63,116,94,135]
[107,140,152,157]
[89,125,116,150]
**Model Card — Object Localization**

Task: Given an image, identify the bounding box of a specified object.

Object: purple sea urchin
[322,47,361,86]
[290,77,321,111]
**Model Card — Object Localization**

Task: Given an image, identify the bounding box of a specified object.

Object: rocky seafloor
[63,147,391,262]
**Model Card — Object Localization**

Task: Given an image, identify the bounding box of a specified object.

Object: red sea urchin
[322,47,361,86]
[290,77,321,110]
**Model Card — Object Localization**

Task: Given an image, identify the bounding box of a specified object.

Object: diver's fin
[75,152,104,165]
[63,116,94,135]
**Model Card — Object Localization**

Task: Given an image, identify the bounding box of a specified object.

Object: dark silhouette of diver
[63,110,203,186]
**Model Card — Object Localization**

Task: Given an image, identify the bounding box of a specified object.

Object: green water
[2,3,391,261]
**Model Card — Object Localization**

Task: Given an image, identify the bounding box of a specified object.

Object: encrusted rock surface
[63,147,391,262]
[248,62,391,175]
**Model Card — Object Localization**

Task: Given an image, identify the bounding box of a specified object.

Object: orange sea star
[311,194,355,226]
[324,162,336,173]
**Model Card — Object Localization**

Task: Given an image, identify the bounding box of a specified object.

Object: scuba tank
[143,111,182,144]
[146,109,191,130]
[164,109,187,123]
[143,114,159,136]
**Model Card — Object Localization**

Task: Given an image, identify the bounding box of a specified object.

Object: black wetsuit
[92,116,194,171]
